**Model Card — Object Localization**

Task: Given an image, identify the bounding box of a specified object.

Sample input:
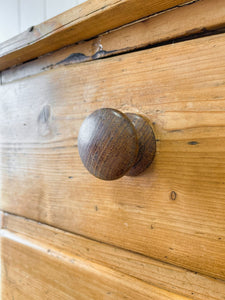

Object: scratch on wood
[169,129,183,133]
[4,262,8,279]
[178,0,201,7]
[188,141,199,145]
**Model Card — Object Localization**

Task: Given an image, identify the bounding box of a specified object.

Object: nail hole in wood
[170,191,176,200]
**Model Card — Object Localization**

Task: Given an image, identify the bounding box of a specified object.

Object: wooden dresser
[1,0,225,299]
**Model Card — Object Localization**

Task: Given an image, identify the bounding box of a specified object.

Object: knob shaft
[78,108,156,180]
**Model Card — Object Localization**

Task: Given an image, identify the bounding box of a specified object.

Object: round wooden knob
[78,108,156,180]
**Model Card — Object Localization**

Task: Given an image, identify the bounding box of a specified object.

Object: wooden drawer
[1,0,225,299]
[1,31,225,279]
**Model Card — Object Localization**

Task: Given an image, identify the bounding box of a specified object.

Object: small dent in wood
[136,205,144,209]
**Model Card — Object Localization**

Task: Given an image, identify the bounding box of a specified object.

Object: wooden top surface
[2,0,225,84]
[0,0,190,71]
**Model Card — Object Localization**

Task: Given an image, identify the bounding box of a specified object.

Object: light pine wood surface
[0,0,190,71]
[0,32,225,281]
[2,0,225,83]
[1,212,225,300]
[1,213,193,300]
[2,236,194,300]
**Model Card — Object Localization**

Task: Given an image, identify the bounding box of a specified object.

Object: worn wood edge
[1,212,225,300]
[1,240,192,300]
[2,0,225,84]
[1,225,192,299]
[0,0,195,72]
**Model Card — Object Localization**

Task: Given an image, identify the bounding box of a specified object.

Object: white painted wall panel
[46,0,79,19]
[0,0,19,43]
[20,0,45,32]
[0,0,87,43]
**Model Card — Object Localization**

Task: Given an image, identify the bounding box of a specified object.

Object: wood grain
[3,0,225,83]
[78,109,156,179]
[0,0,190,71]
[1,33,225,280]
[2,212,225,300]
[1,227,192,299]
[125,113,156,176]
[78,108,138,180]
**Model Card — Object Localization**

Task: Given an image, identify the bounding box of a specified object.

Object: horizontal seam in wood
[96,0,202,36]
[0,0,122,53]
[0,0,201,73]
[2,210,224,284]
[71,27,225,64]
[1,228,195,299]
[0,0,189,57]
[3,26,225,85]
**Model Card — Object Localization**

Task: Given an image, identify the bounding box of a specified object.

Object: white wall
[0,0,86,43]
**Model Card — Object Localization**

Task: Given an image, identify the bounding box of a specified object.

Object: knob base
[125,113,156,176]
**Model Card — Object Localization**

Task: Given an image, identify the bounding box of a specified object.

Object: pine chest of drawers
[0,0,225,299]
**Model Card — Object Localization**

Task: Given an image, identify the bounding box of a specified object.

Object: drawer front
[3,212,225,300]
[1,32,225,281]
[2,213,195,300]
